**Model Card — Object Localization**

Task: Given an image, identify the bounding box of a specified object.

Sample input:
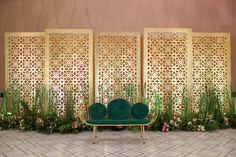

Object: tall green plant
[143,82,147,98]
[154,92,161,116]
[1,88,21,115]
[35,86,57,119]
[0,89,8,113]
[198,85,220,119]
[222,87,236,128]
[165,93,174,121]
[123,84,136,104]
[32,87,42,117]
[20,86,49,129]
[224,88,234,116]
[181,88,191,123]
[98,84,103,97]
[64,90,75,122]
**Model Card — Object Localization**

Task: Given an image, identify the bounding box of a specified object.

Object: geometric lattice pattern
[143,28,192,113]
[5,29,231,115]
[192,33,231,111]
[5,33,45,104]
[95,32,140,103]
[45,29,93,115]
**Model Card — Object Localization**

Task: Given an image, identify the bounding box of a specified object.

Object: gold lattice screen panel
[143,28,192,113]
[192,33,231,111]
[5,33,45,103]
[95,32,141,103]
[45,29,93,114]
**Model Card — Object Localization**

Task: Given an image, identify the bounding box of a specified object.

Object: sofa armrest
[78,103,89,124]
[146,100,158,125]
[79,97,105,123]
[147,112,158,125]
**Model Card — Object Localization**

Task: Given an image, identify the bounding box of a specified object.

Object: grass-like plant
[124,84,135,97]
[2,82,236,133]
[196,85,222,131]
[220,87,236,129]
[163,93,174,122]
[154,92,161,116]
[181,88,191,124]
[198,85,220,120]
[0,87,22,129]
[64,90,75,122]
[150,92,175,131]
[1,87,21,116]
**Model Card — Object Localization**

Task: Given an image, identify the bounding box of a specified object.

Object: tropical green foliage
[1,84,236,133]
[0,86,85,133]
[149,85,236,132]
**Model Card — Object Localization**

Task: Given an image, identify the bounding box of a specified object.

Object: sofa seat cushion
[132,102,149,119]
[107,98,131,119]
[86,118,149,125]
[88,103,106,119]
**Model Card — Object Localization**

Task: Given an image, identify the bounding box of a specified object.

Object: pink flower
[224,117,229,126]
[71,121,79,129]
[192,118,197,123]
[117,125,123,129]
[162,122,169,132]
[17,116,23,120]
[173,112,177,117]
[37,118,44,127]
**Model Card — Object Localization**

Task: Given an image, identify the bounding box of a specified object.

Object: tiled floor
[0,129,236,157]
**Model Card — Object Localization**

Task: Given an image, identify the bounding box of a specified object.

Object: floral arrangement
[0,87,85,134]
[0,85,236,133]
[149,86,236,132]
[162,122,169,132]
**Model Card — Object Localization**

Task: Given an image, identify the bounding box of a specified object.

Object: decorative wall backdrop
[192,33,231,111]
[45,29,93,114]
[5,33,45,104]
[4,29,231,113]
[0,0,235,92]
[95,32,140,103]
[143,28,192,113]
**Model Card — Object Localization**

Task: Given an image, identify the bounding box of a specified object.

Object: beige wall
[0,0,236,91]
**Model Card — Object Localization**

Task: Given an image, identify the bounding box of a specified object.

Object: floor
[0,129,236,157]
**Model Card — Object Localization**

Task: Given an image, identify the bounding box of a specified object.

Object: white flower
[169,120,174,125]
[177,117,182,123]
[201,126,205,132]
[197,125,205,132]
[174,122,179,127]
[195,108,199,113]
[20,119,25,130]
[6,112,11,116]
[187,121,192,125]
[0,114,4,119]
[197,125,202,131]
[192,118,197,123]
[207,114,213,120]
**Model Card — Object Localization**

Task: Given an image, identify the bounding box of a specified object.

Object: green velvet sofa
[80,98,157,143]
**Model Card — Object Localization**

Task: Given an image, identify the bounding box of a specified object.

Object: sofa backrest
[107,98,131,119]
[88,103,106,119]
[88,98,149,120]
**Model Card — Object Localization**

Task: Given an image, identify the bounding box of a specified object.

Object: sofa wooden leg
[93,126,96,144]
[142,125,146,144]
[95,126,97,138]
[140,125,143,137]
[143,125,145,136]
